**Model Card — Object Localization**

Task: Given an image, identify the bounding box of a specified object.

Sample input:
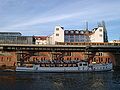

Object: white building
[63,21,108,43]
[48,26,64,44]
[34,21,108,45]
[34,36,48,45]
[90,26,106,42]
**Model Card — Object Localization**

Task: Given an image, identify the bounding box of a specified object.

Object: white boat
[16,61,113,72]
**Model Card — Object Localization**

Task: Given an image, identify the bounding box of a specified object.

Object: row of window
[64,29,102,34]
[64,30,92,34]
[33,57,46,60]
[40,63,78,67]
[65,35,90,42]
[0,57,12,62]
[32,57,80,61]
[93,58,110,63]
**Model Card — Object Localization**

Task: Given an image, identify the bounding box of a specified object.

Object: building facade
[0,21,108,45]
[0,32,33,44]
[48,26,64,45]
[44,21,108,45]
[64,21,108,43]
[34,36,48,45]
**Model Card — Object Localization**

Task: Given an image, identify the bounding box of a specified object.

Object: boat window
[79,63,82,66]
[83,64,87,66]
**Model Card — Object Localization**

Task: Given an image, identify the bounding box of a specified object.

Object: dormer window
[80,31,84,34]
[65,30,69,34]
[70,30,74,34]
[75,30,79,34]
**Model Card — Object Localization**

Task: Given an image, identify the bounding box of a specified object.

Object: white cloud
[9,13,82,28]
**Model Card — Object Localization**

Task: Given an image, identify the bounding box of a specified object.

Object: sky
[0,0,120,41]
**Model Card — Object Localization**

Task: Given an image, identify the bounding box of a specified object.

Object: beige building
[47,26,64,45]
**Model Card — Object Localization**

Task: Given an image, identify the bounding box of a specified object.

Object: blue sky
[0,0,120,41]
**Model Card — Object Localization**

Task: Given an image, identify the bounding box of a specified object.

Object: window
[65,52,71,56]
[79,63,82,66]
[75,35,79,42]
[99,29,102,32]
[65,30,69,34]
[65,35,69,42]
[93,58,96,62]
[56,28,59,31]
[70,35,74,42]
[83,64,87,66]
[99,53,103,56]
[56,34,59,36]
[70,30,74,34]
[80,31,84,34]
[75,30,79,34]
[9,58,11,62]
[99,34,102,37]
[101,58,103,62]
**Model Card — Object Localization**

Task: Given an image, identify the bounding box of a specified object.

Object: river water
[0,71,120,90]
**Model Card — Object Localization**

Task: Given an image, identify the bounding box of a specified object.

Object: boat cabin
[78,61,88,67]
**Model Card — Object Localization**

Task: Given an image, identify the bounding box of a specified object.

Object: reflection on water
[0,71,120,90]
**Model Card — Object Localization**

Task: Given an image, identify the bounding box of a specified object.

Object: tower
[86,21,88,31]
[101,21,108,42]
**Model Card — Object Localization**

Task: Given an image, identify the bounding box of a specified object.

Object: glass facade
[75,35,79,42]
[64,35,69,42]
[64,30,91,42]
[0,32,33,44]
[70,35,74,42]
[0,32,22,36]
[64,34,90,42]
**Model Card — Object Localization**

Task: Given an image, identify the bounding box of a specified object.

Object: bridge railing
[56,42,120,46]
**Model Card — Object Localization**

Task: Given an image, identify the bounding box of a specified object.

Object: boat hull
[16,63,113,73]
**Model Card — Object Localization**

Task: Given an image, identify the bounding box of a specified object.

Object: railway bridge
[0,42,120,69]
